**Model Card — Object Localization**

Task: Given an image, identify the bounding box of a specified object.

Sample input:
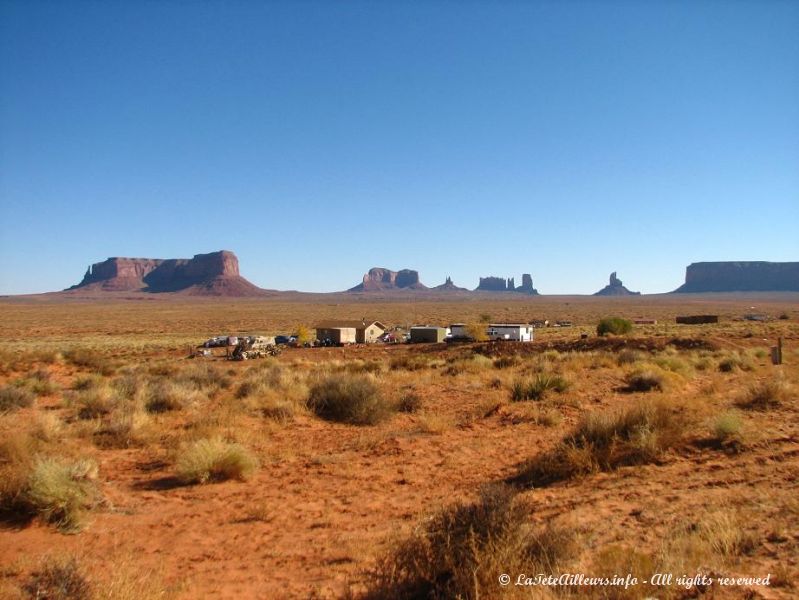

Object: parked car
[202,335,229,348]
[275,335,292,345]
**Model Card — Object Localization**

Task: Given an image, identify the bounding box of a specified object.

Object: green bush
[176,438,259,484]
[597,317,633,336]
[307,374,391,425]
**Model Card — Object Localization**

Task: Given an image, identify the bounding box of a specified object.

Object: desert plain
[0,292,797,599]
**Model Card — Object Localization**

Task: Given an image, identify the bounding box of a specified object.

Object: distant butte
[66,250,266,297]
[593,272,640,296]
[348,268,428,292]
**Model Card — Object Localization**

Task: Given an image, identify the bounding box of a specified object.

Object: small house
[315,320,387,344]
[410,326,447,343]
[487,323,534,342]
[633,319,657,325]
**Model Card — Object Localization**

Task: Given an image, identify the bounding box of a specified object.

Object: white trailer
[487,323,534,342]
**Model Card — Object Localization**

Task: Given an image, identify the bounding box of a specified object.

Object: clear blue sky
[1,1,797,295]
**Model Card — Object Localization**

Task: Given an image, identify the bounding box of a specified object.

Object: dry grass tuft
[624,368,665,392]
[0,385,35,413]
[25,458,100,532]
[176,438,258,484]
[514,400,685,487]
[397,390,423,413]
[712,411,745,447]
[360,484,574,599]
[510,374,569,402]
[23,556,92,600]
[735,376,791,410]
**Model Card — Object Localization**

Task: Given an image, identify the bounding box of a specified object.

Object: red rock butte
[66,250,266,296]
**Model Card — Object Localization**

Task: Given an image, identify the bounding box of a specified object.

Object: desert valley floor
[0,293,797,599]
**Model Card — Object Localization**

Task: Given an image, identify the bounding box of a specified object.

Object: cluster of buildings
[314,320,535,345]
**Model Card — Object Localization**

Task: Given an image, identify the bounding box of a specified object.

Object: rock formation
[432,276,467,292]
[348,268,427,292]
[476,274,538,294]
[518,274,537,294]
[67,250,265,296]
[674,262,799,293]
[593,272,640,296]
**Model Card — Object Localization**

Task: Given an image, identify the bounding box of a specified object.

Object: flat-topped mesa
[593,271,641,296]
[348,267,427,292]
[68,250,264,296]
[475,274,538,294]
[674,261,799,293]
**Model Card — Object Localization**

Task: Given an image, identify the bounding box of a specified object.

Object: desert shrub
[617,349,643,366]
[174,363,230,393]
[718,351,753,373]
[235,380,262,400]
[736,377,791,410]
[596,317,632,337]
[390,355,432,371]
[63,349,116,376]
[94,407,151,449]
[653,355,691,375]
[23,556,92,600]
[397,390,423,413]
[71,374,105,391]
[176,438,258,484]
[72,387,114,420]
[493,356,519,369]
[12,370,60,397]
[307,374,391,425]
[0,432,37,518]
[778,312,790,320]
[145,381,200,413]
[344,360,384,374]
[25,458,99,532]
[712,411,745,449]
[0,385,35,412]
[362,484,574,600]
[625,368,665,392]
[111,373,146,401]
[510,374,569,402]
[514,400,685,487]
[258,397,297,422]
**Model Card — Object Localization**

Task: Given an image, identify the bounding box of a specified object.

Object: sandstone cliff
[674,262,799,293]
[67,251,265,296]
[593,272,640,296]
[348,268,427,292]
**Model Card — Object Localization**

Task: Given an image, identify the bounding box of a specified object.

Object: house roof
[315,320,387,330]
[488,323,531,327]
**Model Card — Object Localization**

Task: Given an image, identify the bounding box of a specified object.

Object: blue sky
[1,0,797,295]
